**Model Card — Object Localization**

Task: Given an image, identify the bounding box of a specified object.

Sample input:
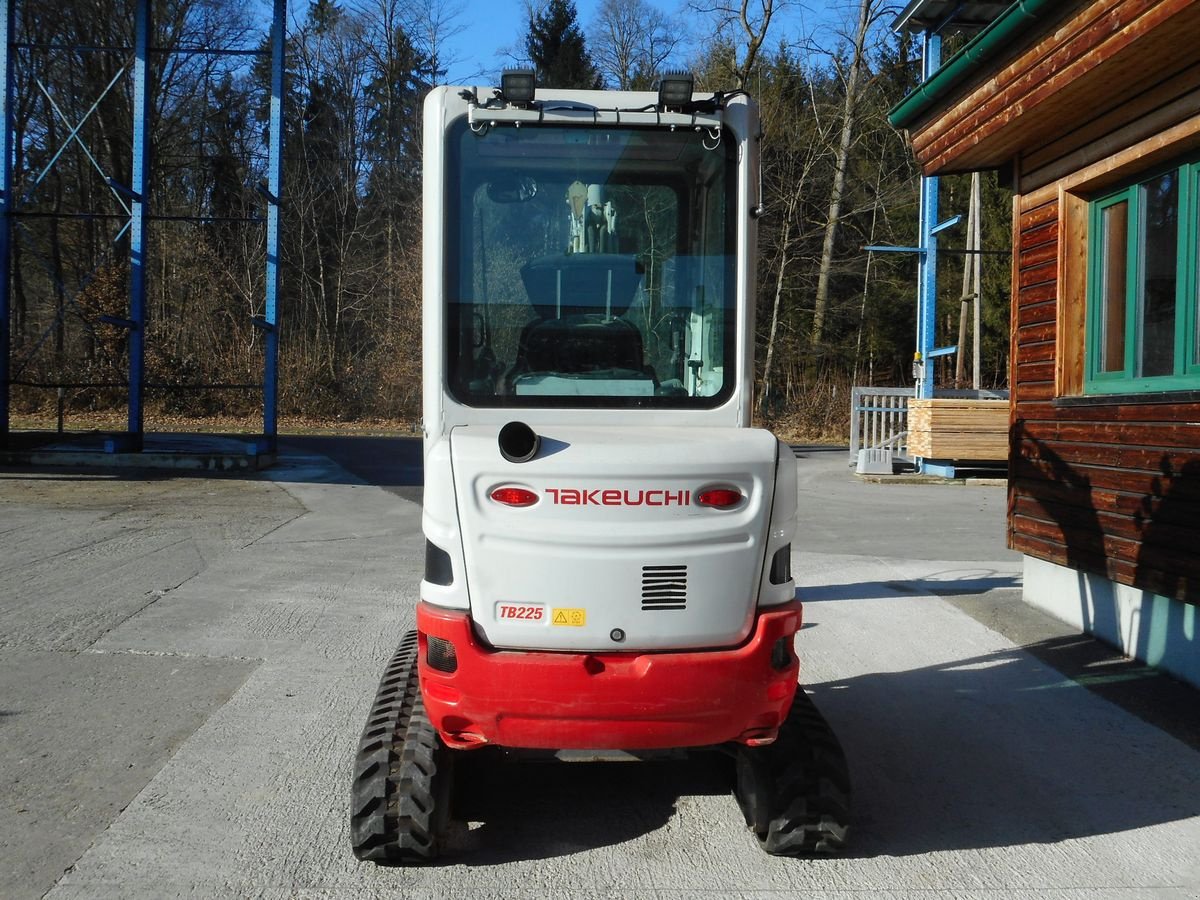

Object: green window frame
[1085,158,1200,394]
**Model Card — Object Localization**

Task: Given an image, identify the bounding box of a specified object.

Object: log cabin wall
[892,0,1200,683]
[1011,120,1200,606]
[894,0,1200,607]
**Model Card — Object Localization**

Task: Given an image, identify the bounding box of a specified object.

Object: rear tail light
[490,486,538,507]
[770,636,795,671]
[427,636,458,673]
[769,545,792,584]
[424,540,453,586]
[696,486,744,509]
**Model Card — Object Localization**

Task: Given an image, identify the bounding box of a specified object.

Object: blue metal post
[262,0,285,450]
[0,0,12,444]
[915,31,941,400]
[127,0,150,448]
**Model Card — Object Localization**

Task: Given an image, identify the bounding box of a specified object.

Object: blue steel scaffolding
[887,0,1015,400]
[0,0,286,453]
[872,9,971,401]
[847,1,1011,478]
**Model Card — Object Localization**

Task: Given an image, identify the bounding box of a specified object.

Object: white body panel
[449,424,779,651]
[418,84,795,652]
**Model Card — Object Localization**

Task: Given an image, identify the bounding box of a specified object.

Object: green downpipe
[889,0,1060,129]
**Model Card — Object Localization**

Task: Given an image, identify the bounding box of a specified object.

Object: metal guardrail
[849,386,1009,465]
[849,387,913,464]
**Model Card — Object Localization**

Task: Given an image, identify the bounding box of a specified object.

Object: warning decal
[551,608,587,627]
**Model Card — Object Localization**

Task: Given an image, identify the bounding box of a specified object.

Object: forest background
[7,0,1012,440]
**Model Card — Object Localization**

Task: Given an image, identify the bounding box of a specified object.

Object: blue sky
[438,0,866,84]
[250,0,871,86]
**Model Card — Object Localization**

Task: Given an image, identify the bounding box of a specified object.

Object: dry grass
[9,411,421,438]
[10,381,853,444]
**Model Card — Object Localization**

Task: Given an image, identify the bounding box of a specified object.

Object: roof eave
[889,0,1061,131]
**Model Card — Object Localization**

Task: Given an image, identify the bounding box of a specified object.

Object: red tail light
[426,636,458,673]
[490,486,539,507]
[696,487,744,509]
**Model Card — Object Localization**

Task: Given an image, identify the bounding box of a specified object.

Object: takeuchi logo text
[545,488,691,507]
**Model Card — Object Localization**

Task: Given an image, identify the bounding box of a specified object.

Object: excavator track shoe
[734,689,851,856]
[350,630,452,864]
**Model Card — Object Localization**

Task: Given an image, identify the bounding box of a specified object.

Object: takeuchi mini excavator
[350,71,851,862]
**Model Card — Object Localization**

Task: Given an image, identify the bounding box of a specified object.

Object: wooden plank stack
[907,398,1009,460]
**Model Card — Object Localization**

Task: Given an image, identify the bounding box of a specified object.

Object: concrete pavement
[0,442,1197,898]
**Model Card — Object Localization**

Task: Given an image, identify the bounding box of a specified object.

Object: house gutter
[889,0,1059,130]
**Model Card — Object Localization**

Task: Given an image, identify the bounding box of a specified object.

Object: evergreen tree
[525,0,602,89]
[364,24,435,209]
[363,21,438,315]
[204,72,253,258]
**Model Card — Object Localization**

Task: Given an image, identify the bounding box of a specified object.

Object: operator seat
[505,254,658,394]
[507,314,649,384]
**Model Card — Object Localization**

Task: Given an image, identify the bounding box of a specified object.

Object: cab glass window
[445,121,736,408]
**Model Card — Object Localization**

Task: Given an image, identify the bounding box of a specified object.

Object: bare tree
[756,70,832,416]
[810,0,878,353]
[384,0,465,78]
[588,0,680,89]
[689,0,783,88]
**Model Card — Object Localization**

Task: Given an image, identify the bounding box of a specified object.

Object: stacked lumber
[907,398,1009,460]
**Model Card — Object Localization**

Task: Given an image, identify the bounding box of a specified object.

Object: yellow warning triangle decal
[553,611,568,624]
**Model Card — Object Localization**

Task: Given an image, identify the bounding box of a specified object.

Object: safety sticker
[551,608,587,627]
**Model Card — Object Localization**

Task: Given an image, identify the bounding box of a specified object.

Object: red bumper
[415,600,802,751]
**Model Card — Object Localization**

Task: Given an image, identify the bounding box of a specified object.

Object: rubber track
[349,630,446,863]
[751,690,852,856]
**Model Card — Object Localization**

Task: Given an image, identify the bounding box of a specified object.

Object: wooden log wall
[1010,197,1200,604]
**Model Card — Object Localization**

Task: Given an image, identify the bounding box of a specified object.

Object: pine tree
[525,0,602,89]
[363,22,437,315]
[364,24,434,203]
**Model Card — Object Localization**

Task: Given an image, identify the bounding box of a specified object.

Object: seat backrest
[519,254,645,319]
[508,314,648,388]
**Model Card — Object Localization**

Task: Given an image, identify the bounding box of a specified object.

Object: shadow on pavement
[1,435,425,497]
[388,628,1200,864]
[802,571,1021,603]
[440,751,734,864]
[810,641,1200,857]
[277,435,423,502]
[438,648,1200,862]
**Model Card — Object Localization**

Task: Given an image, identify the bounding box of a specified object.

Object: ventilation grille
[642,565,687,610]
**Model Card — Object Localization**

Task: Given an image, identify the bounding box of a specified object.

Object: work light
[501,69,536,106]
[655,71,694,110]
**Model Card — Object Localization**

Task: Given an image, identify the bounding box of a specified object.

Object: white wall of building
[1023,555,1200,689]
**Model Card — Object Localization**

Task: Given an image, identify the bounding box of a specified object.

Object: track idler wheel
[733,689,852,856]
[350,630,453,864]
